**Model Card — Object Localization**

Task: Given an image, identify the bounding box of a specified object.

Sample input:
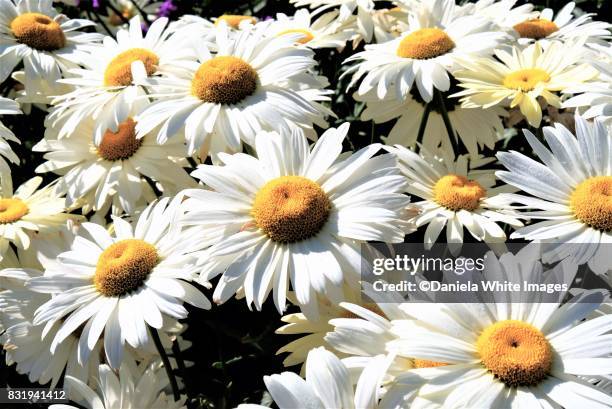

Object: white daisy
[388,145,522,248]
[135,24,331,156]
[368,6,409,44]
[181,124,411,318]
[238,347,389,409]
[496,115,612,274]
[356,89,506,157]
[453,41,597,127]
[0,96,21,169]
[48,15,194,143]
[0,0,102,98]
[511,1,611,48]
[51,362,186,409]
[456,0,537,33]
[0,172,81,255]
[387,291,612,408]
[289,0,378,43]
[27,196,211,369]
[34,112,195,216]
[563,44,612,124]
[345,0,506,102]
[267,9,355,49]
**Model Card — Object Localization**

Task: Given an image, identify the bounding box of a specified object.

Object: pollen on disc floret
[10,13,66,51]
[94,239,159,297]
[433,174,486,211]
[251,176,332,243]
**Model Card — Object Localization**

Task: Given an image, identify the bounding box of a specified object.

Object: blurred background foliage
[0,1,610,408]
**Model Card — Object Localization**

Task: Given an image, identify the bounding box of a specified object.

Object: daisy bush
[0,0,611,408]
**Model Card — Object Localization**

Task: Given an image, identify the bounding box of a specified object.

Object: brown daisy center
[94,239,159,297]
[97,118,142,161]
[477,320,552,387]
[0,198,29,224]
[191,56,258,105]
[10,13,66,51]
[251,176,331,243]
[570,176,612,232]
[433,174,486,211]
[103,48,159,87]
[396,28,455,59]
[513,19,559,39]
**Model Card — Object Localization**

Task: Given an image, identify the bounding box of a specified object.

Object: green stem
[434,89,460,156]
[171,340,191,397]
[149,326,181,402]
[416,102,432,148]
[128,0,150,24]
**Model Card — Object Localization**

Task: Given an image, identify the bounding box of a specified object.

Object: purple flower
[157,0,177,18]
[92,0,100,8]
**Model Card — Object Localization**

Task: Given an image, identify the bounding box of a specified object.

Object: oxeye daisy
[267,9,355,49]
[0,173,81,255]
[27,197,211,369]
[214,14,258,29]
[496,115,612,274]
[368,6,409,44]
[51,362,186,409]
[33,113,195,216]
[356,87,505,158]
[135,25,331,156]
[388,145,522,249]
[47,15,194,143]
[456,0,537,33]
[344,0,506,102]
[511,1,611,48]
[181,124,411,318]
[388,291,612,408]
[0,96,21,169]
[453,41,597,127]
[289,0,378,43]
[238,347,390,409]
[0,0,102,98]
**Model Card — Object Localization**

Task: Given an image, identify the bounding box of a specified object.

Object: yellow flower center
[0,198,29,224]
[503,68,551,91]
[251,176,331,243]
[108,7,134,26]
[94,239,159,297]
[477,320,552,387]
[103,48,160,87]
[215,15,257,28]
[191,56,258,105]
[10,13,66,51]
[97,118,142,161]
[277,29,315,44]
[396,28,455,59]
[570,176,612,232]
[413,359,448,369]
[513,19,559,39]
[432,174,486,211]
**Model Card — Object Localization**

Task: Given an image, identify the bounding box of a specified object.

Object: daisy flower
[496,115,612,274]
[103,0,163,31]
[0,96,21,169]
[388,291,612,408]
[289,0,378,43]
[388,145,522,248]
[356,88,506,158]
[238,347,389,409]
[181,124,411,317]
[369,6,409,44]
[345,0,506,102]
[453,41,597,127]
[48,15,194,143]
[34,112,195,216]
[0,0,102,97]
[456,0,537,33]
[0,172,81,255]
[27,196,211,369]
[511,1,611,48]
[563,44,612,124]
[51,362,186,409]
[214,14,258,29]
[267,9,355,49]
[135,24,331,156]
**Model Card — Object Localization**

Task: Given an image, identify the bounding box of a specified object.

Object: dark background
[0,1,609,408]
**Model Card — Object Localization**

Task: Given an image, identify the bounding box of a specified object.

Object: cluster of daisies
[0,0,610,407]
